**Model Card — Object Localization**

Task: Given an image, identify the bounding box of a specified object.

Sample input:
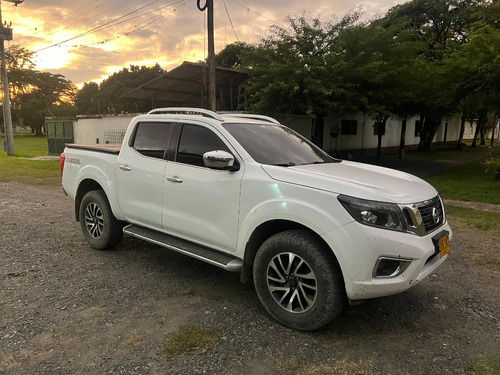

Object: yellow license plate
[438,233,450,258]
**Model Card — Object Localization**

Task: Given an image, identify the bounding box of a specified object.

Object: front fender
[236,189,353,256]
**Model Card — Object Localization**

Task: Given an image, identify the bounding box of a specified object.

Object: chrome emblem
[432,207,440,224]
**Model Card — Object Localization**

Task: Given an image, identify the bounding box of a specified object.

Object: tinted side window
[132,122,172,159]
[176,124,230,167]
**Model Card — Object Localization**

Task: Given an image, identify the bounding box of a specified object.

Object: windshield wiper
[301,159,342,165]
[301,161,324,166]
[267,162,296,167]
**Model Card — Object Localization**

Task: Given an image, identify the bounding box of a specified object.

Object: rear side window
[132,122,172,159]
[176,124,231,167]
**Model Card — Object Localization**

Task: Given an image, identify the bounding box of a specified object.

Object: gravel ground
[1,181,499,375]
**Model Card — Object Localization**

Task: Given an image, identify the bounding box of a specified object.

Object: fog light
[373,257,412,278]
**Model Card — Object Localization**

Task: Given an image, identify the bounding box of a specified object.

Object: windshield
[222,122,338,166]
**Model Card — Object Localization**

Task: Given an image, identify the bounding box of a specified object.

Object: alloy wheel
[84,202,104,239]
[266,252,318,313]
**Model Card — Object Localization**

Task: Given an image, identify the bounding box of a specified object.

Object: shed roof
[120,61,248,109]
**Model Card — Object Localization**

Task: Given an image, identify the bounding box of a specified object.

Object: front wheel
[79,190,124,250]
[253,230,345,331]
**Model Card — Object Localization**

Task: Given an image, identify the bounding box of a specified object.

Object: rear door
[162,123,243,252]
[116,121,173,229]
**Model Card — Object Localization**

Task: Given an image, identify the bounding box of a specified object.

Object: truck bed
[65,144,121,155]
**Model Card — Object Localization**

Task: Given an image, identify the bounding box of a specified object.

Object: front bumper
[321,220,452,301]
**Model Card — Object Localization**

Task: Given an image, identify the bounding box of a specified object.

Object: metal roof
[120,61,248,110]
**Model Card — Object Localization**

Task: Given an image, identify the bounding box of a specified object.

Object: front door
[162,123,242,252]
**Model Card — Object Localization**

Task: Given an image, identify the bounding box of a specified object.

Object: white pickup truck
[61,108,451,331]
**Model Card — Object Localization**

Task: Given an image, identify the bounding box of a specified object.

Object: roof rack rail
[221,113,281,125]
[148,107,223,121]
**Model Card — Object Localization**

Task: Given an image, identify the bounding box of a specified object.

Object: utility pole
[0,0,23,156]
[197,0,216,111]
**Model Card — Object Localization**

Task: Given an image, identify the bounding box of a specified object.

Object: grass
[158,326,221,359]
[426,160,500,205]
[1,132,50,157]
[403,140,497,162]
[0,157,60,188]
[445,206,500,234]
[427,151,500,242]
[0,132,60,189]
[467,356,500,375]
[410,143,500,239]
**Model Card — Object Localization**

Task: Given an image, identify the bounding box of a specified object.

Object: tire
[79,190,124,250]
[253,230,345,331]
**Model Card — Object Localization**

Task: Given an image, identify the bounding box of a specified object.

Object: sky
[2,0,408,86]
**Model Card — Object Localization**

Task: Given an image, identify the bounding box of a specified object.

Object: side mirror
[203,150,238,171]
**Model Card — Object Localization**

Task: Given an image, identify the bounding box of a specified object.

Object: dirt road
[1,182,499,374]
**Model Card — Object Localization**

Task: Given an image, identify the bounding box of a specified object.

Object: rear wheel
[253,230,345,331]
[79,190,124,250]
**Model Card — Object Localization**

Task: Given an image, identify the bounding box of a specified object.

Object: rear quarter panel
[62,147,124,220]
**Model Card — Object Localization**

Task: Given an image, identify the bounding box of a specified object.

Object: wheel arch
[75,179,104,222]
[240,220,344,285]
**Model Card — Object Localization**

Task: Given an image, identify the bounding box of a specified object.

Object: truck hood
[261,161,438,204]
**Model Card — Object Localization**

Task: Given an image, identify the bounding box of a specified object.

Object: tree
[76,64,165,115]
[444,20,500,148]
[14,92,45,134]
[6,45,35,70]
[241,11,361,117]
[3,45,75,135]
[98,64,165,114]
[12,72,74,135]
[382,0,487,150]
[75,82,100,115]
[215,42,254,68]
[238,12,369,149]
[335,17,427,159]
[5,45,37,98]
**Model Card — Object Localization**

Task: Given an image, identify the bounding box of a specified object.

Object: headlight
[338,195,406,232]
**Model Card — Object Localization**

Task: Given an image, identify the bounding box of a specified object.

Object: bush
[481,151,500,180]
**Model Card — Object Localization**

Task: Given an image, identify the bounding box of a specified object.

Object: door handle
[166,176,183,183]
[119,164,132,171]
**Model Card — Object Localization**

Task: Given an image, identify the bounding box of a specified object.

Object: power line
[41,0,119,37]
[223,0,239,42]
[35,0,183,52]
[67,4,184,49]
[40,0,153,38]
[226,0,288,30]
[33,0,101,31]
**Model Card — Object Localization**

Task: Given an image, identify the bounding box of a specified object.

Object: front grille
[418,197,444,233]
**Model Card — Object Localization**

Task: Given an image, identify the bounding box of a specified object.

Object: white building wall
[73,115,135,144]
[273,113,465,152]
[462,120,499,141]
[322,114,426,153]
[463,120,476,140]
[442,117,462,143]
[273,114,311,139]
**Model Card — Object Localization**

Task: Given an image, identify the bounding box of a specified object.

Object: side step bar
[123,224,243,272]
